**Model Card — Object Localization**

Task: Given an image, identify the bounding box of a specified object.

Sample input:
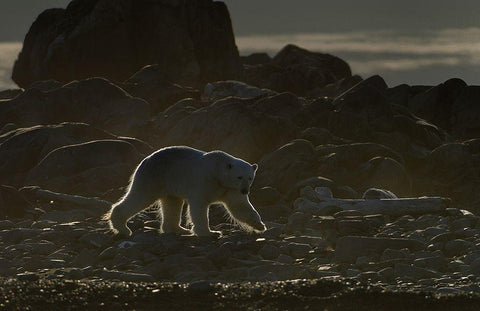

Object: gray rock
[101,269,155,282]
[335,236,425,263]
[362,188,398,200]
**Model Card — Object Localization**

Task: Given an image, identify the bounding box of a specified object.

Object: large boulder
[0,123,115,187]
[0,78,150,137]
[451,86,480,138]
[12,0,242,88]
[25,140,144,197]
[121,65,200,115]
[0,123,152,188]
[244,44,351,96]
[153,95,298,162]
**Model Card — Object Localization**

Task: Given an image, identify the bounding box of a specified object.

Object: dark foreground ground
[2,279,480,311]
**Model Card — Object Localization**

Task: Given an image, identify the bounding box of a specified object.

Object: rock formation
[12,0,243,88]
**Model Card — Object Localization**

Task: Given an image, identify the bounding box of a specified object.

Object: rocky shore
[2,0,480,309]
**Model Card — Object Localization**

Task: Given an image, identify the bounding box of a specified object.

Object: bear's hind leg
[107,187,157,236]
[160,196,191,235]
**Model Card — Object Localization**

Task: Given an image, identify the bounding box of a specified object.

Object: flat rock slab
[297,197,449,217]
[335,236,426,263]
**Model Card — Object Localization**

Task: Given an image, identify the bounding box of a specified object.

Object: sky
[0,0,479,89]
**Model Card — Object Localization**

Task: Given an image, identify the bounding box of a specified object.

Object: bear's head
[216,155,258,195]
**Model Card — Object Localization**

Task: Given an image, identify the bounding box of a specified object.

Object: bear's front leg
[189,199,222,238]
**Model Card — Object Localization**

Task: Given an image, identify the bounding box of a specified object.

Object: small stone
[378,267,394,282]
[99,246,117,260]
[64,268,84,280]
[300,186,320,202]
[258,244,280,260]
[335,236,425,263]
[17,272,39,281]
[470,258,480,275]
[101,269,155,282]
[444,239,474,257]
[436,287,461,294]
[314,187,333,199]
[276,254,294,264]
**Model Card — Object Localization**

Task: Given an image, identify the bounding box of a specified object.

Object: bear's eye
[237,176,242,180]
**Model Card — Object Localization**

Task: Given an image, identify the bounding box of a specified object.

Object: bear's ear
[252,163,258,172]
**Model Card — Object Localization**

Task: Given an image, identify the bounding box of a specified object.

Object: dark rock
[330,75,394,138]
[0,78,151,137]
[256,140,317,194]
[0,123,118,187]
[451,86,480,138]
[155,96,297,163]
[394,263,441,279]
[17,272,39,281]
[337,220,371,236]
[444,239,474,257]
[258,244,280,260]
[407,78,466,132]
[241,53,272,66]
[244,44,351,96]
[0,89,23,100]
[204,80,276,101]
[250,186,282,207]
[25,140,143,197]
[28,80,63,92]
[122,65,200,114]
[335,236,425,263]
[0,185,33,219]
[101,268,154,282]
[12,0,242,88]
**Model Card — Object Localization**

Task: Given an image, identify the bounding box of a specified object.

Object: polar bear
[104,146,266,237]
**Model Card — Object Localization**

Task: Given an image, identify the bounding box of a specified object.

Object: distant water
[237,27,480,87]
[0,42,21,91]
[1,28,479,90]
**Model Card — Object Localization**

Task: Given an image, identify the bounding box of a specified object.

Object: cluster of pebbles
[1,186,480,297]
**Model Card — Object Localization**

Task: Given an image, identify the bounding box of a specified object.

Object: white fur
[104,146,265,237]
